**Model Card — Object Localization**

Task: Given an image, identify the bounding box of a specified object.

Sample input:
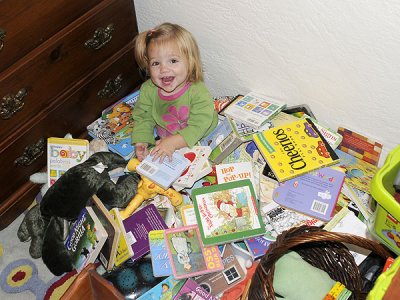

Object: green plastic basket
[370,144,400,255]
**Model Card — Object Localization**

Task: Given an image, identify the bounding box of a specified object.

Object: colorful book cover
[223,92,286,129]
[109,208,134,267]
[336,148,378,193]
[194,243,246,296]
[337,126,383,166]
[253,118,340,182]
[101,89,140,118]
[272,167,346,222]
[47,137,89,186]
[307,118,342,150]
[87,90,140,159]
[136,151,190,190]
[191,179,265,246]
[173,279,218,300]
[137,276,186,300]
[173,146,212,191]
[90,195,120,271]
[108,133,135,160]
[64,206,108,272]
[164,225,224,279]
[149,229,172,277]
[122,204,168,262]
[244,235,274,260]
[216,161,255,189]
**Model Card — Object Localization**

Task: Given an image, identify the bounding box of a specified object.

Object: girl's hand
[135,142,149,161]
[150,135,187,163]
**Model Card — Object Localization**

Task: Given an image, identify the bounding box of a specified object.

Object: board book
[244,235,274,260]
[64,206,108,272]
[216,161,255,189]
[148,229,172,277]
[173,146,212,191]
[272,167,346,222]
[89,195,120,271]
[191,179,265,246]
[253,118,340,182]
[137,276,185,300]
[223,91,286,129]
[305,117,342,149]
[109,208,134,267]
[335,149,377,193]
[263,202,324,235]
[164,225,224,279]
[194,243,246,296]
[47,137,89,186]
[122,204,168,262]
[337,126,383,166]
[173,279,218,300]
[87,90,140,159]
[136,151,190,190]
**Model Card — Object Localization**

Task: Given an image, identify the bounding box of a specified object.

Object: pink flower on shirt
[161,105,189,133]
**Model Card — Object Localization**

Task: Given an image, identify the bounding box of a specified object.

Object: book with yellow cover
[47,137,89,187]
[253,118,340,182]
[109,208,134,267]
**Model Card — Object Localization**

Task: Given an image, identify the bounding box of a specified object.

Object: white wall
[133,0,400,163]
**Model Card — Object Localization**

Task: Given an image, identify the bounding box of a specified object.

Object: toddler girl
[132,23,218,162]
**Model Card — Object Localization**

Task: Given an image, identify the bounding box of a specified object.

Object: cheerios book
[253,118,340,182]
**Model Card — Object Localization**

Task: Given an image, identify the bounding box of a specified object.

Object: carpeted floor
[0,210,60,300]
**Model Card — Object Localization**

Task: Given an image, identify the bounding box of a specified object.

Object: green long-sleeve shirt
[131,80,218,148]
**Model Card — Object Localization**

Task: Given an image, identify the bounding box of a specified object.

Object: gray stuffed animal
[17,151,140,275]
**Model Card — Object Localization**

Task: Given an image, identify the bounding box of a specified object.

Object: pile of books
[60,91,385,299]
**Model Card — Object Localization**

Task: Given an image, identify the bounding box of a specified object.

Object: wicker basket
[246,225,392,300]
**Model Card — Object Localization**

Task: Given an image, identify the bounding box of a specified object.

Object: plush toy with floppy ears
[119,158,183,219]
[17,151,140,276]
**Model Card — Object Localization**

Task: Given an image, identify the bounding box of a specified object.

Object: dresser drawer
[0,0,137,140]
[0,43,140,204]
[0,0,103,72]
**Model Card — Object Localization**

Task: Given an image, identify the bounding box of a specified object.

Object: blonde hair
[134,23,204,82]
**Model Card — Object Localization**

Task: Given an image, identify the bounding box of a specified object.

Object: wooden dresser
[0,0,142,230]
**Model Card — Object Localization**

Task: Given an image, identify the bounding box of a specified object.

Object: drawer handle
[84,24,114,50]
[97,74,123,98]
[0,28,5,51]
[14,138,45,166]
[1,88,28,120]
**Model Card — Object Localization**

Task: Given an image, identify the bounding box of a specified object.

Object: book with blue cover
[64,206,108,272]
[148,229,172,277]
[87,90,140,159]
[272,167,346,222]
[136,151,190,190]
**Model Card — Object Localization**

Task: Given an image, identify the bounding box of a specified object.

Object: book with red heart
[173,146,212,191]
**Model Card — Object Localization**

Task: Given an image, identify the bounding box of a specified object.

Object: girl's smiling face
[147,40,189,96]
